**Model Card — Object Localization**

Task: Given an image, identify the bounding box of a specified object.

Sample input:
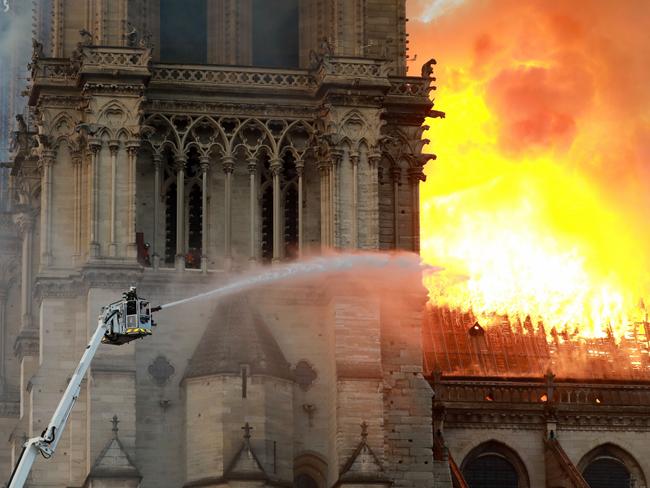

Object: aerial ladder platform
[6,287,159,488]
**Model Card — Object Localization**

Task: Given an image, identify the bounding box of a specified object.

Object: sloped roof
[184,293,292,380]
[338,424,389,485]
[88,434,140,480]
[423,305,650,379]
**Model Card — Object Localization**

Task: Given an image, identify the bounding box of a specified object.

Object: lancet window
[252,0,299,68]
[185,152,203,269]
[282,153,299,259]
[161,149,203,268]
[160,0,208,64]
[142,114,316,269]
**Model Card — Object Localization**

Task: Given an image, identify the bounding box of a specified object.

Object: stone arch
[232,117,277,157]
[460,440,530,488]
[294,451,328,488]
[577,443,646,488]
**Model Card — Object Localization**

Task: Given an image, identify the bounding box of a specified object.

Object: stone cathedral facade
[0,1,448,488]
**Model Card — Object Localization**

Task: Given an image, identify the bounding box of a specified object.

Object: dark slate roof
[184,294,292,380]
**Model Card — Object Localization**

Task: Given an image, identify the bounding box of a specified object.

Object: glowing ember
[409,1,650,342]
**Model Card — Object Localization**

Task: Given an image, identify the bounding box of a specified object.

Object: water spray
[152,253,438,312]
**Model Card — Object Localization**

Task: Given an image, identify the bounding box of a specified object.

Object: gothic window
[252,0,299,68]
[258,152,300,261]
[164,178,177,266]
[185,155,203,269]
[461,441,529,488]
[295,474,318,488]
[282,154,299,259]
[260,156,274,261]
[463,454,518,488]
[583,458,631,488]
[578,443,645,488]
[160,0,207,64]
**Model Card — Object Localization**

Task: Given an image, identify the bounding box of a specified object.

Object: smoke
[408,0,650,196]
[407,0,650,340]
[0,0,31,123]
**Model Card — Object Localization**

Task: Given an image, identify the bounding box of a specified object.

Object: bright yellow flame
[421,68,649,341]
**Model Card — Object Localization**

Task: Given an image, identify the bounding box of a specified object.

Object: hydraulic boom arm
[7,288,156,488]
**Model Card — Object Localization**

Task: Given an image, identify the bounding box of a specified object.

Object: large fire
[408,0,650,342]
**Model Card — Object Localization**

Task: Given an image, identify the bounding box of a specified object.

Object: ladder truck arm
[7,288,157,488]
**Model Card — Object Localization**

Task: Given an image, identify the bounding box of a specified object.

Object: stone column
[89,141,101,257]
[222,156,235,269]
[329,161,335,247]
[247,157,258,263]
[175,154,187,271]
[408,168,422,252]
[350,151,359,249]
[318,160,330,250]
[392,166,401,249]
[296,158,304,256]
[152,153,162,269]
[270,158,283,263]
[72,151,83,263]
[368,152,381,250]
[126,142,140,258]
[109,141,119,257]
[13,212,35,331]
[0,256,15,394]
[200,156,210,273]
[39,150,55,268]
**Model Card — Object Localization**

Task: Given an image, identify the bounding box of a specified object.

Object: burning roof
[423,304,650,380]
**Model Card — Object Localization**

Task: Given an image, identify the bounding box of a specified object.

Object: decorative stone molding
[13,326,39,360]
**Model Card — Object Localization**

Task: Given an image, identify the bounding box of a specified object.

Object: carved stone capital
[269,158,283,176]
[88,139,102,154]
[108,140,120,156]
[199,156,210,173]
[408,167,425,184]
[14,327,39,361]
[126,141,140,157]
[13,212,36,237]
[174,154,187,172]
[247,158,257,175]
[222,156,235,174]
[39,150,56,169]
[152,152,163,169]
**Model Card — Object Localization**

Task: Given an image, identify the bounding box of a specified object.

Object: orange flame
[409,0,650,342]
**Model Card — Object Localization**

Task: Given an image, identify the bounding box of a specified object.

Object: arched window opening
[187,183,202,268]
[252,0,299,68]
[583,458,630,488]
[461,441,529,488]
[260,156,273,262]
[295,473,319,488]
[160,0,208,64]
[578,443,646,488]
[164,181,177,266]
[463,454,518,488]
[184,154,203,269]
[282,154,299,260]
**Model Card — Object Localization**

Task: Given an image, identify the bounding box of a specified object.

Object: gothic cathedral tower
[2,1,445,487]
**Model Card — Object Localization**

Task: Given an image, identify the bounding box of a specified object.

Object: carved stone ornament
[148,355,175,387]
[294,360,317,391]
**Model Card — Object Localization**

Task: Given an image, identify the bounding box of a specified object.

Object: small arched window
[461,441,529,488]
[294,473,319,488]
[578,443,645,488]
[583,458,631,488]
[464,454,518,488]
